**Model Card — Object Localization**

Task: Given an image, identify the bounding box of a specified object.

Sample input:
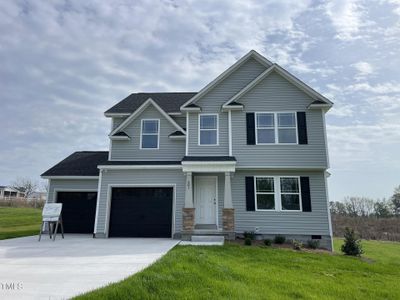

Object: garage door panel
[109,187,173,238]
[57,192,97,234]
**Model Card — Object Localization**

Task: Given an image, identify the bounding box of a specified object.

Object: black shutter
[245,176,255,211]
[300,177,312,212]
[297,112,308,144]
[246,113,256,145]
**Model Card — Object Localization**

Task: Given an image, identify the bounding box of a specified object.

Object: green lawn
[0,207,42,240]
[77,239,400,300]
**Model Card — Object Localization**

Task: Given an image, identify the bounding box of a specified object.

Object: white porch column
[184,172,193,208]
[224,172,233,208]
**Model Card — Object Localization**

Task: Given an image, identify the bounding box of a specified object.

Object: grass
[0,207,42,240]
[77,239,400,300]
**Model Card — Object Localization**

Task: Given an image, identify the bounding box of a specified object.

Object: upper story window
[255,112,297,144]
[141,119,159,149]
[199,114,218,145]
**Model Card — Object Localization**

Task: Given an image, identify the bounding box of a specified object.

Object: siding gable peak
[180,50,273,110]
[110,98,185,137]
[223,64,333,109]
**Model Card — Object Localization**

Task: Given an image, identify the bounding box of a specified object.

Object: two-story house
[41,50,334,250]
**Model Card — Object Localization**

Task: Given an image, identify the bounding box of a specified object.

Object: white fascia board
[182,161,236,173]
[110,136,130,141]
[221,105,244,112]
[168,112,182,116]
[110,98,186,136]
[235,166,327,170]
[169,135,186,140]
[180,50,273,110]
[104,113,131,117]
[180,107,201,112]
[308,104,332,111]
[41,176,99,179]
[98,165,182,170]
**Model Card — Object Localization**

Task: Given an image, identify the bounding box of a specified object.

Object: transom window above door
[255,112,297,144]
[199,114,218,145]
[141,119,159,149]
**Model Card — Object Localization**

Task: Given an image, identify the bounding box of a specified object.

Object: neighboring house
[0,186,25,198]
[41,50,334,250]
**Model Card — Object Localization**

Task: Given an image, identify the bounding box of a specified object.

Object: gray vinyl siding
[232,71,328,168]
[47,179,99,203]
[188,58,267,156]
[232,170,330,235]
[110,105,185,160]
[172,116,186,128]
[95,169,185,236]
[112,117,127,130]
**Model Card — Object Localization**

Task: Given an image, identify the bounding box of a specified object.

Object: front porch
[181,158,236,240]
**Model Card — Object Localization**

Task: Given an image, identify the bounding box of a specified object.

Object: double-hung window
[280,177,301,211]
[254,176,302,211]
[255,112,297,144]
[199,114,218,145]
[141,119,159,149]
[255,177,275,210]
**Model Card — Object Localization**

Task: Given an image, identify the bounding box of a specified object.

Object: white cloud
[346,82,400,93]
[325,0,364,40]
[352,61,374,76]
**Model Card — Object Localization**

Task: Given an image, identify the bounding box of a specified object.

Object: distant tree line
[330,185,400,218]
[330,185,400,241]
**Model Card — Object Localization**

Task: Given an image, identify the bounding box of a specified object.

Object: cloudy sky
[1,0,399,201]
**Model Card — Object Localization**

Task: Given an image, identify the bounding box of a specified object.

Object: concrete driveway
[0,235,179,299]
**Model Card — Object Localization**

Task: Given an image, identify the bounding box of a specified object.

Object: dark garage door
[109,187,173,238]
[57,192,97,233]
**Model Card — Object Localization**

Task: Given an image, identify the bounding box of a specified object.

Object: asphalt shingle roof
[41,151,108,176]
[105,92,197,114]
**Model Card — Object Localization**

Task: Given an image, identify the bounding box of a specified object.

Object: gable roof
[223,64,333,108]
[105,92,197,116]
[109,98,186,136]
[41,151,108,177]
[180,50,273,110]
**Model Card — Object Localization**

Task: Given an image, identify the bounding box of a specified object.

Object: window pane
[256,178,274,192]
[200,130,217,145]
[257,194,275,210]
[280,178,299,192]
[257,128,275,143]
[257,113,274,127]
[142,135,158,148]
[278,113,295,127]
[281,194,300,210]
[142,120,158,134]
[200,115,217,129]
[278,128,296,143]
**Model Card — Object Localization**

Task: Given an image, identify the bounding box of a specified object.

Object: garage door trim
[105,184,176,238]
[54,188,98,234]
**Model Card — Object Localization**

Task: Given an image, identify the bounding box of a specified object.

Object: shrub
[244,237,252,246]
[264,239,272,246]
[341,227,364,256]
[243,231,256,240]
[292,240,303,250]
[307,239,320,249]
[274,235,286,244]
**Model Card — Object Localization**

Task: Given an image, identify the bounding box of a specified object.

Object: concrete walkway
[0,235,179,299]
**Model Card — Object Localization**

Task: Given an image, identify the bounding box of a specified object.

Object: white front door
[194,176,217,224]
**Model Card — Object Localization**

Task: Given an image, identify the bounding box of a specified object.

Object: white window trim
[198,113,219,146]
[254,176,302,212]
[140,119,160,150]
[255,112,298,145]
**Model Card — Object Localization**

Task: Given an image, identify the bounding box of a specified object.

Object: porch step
[191,235,225,243]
